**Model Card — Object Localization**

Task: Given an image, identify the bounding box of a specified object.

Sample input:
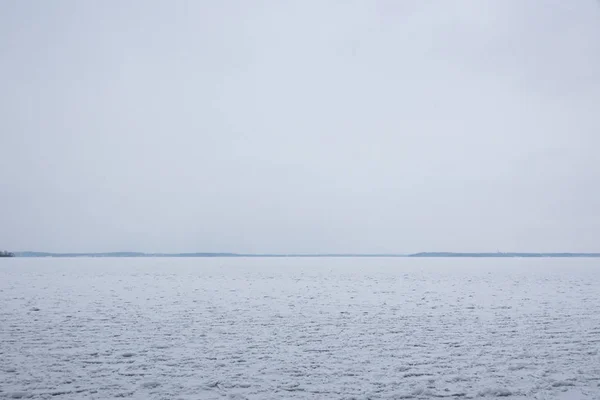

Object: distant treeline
[410,252,600,258]
[16,252,239,258]
[0,251,15,257]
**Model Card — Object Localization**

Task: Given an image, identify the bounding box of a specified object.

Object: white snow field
[1,258,599,400]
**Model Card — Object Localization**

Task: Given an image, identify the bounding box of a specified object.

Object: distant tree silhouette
[0,251,15,257]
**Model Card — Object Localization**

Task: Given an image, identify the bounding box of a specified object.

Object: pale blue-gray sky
[1,0,599,253]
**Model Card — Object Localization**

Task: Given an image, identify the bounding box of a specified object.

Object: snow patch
[6,393,32,399]
[477,388,513,397]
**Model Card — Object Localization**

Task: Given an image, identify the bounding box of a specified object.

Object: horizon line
[9,251,600,258]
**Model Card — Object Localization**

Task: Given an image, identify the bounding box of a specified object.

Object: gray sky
[1,0,599,253]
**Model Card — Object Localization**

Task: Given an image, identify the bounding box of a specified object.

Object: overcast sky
[1,0,599,253]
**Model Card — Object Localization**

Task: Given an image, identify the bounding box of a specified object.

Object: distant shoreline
[11,252,600,258]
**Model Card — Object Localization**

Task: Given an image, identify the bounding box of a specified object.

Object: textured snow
[1,257,599,399]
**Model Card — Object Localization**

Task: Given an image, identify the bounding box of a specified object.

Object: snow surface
[1,257,599,399]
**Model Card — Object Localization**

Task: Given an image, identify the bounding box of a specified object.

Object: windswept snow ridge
[1,258,599,399]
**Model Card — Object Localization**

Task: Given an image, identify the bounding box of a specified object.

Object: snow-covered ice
[1,257,599,399]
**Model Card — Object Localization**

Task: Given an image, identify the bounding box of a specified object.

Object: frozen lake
[1,258,599,399]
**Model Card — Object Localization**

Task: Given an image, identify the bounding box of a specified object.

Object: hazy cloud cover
[1,0,599,253]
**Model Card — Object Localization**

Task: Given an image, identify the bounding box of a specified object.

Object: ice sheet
[1,257,599,399]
